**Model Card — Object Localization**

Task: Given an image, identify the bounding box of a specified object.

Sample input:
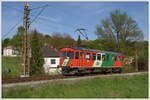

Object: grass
[2,74,148,98]
[2,56,23,78]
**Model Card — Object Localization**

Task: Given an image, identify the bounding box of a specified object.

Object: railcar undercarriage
[61,66,122,75]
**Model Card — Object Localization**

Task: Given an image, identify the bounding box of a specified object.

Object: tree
[94,10,146,71]
[2,38,10,48]
[95,10,143,43]
[2,38,11,54]
[87,39,117,51]
[11,26,24,53]
[30,30,44,75]
[44,34,51,45]
[136,41,148,71]
[50,32,76,49]
[77,35,81,46]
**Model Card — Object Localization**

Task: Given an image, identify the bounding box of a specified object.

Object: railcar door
[65,51,74,67]
[74,51,80,67]
[101,53,107,67]
[107,54,115,67]
[85,52,91,67]
[60,51,67,66]
[93,53,102,67]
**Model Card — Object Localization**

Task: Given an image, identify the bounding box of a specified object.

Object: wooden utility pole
[22,3,30,76]
[21,3,48,77]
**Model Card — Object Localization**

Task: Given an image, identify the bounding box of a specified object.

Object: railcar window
[86,53,90,60]
[75,52,79,59]
[97,54,101,60]
[102,55,105,61]
[67,51,74,59]
[80,52,85,59]
[107,55,109,61]
[118,56,120,61]
[83,53,85,59]
[112,55,114,60]
[115,56,117,61]
[92,53,96,60]
[80,52,82,59]
[61,51,66,59]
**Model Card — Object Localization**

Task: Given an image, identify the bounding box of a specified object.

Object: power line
[30,7,46,26]
[3,3,83,41]
[2,3,48,40]
[3,3,77,33]
[29,4,49,16]
[2,18,23,39]
[30,4,49,11]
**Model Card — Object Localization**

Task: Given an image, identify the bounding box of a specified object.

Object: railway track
[2,71,147,84]
[2,75,75,84]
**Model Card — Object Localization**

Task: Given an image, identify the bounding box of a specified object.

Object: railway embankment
[2,72,148,98]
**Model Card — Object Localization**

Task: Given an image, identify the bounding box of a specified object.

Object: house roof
[4,46,13,49]
[41,46,59,57]
[4,46,18,50]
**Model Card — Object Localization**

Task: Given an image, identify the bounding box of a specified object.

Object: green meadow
[2,74,148,98]
[2,56,23,78]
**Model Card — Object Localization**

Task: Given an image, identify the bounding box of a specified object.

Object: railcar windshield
[61,51,66,59]
[67,51,74,59]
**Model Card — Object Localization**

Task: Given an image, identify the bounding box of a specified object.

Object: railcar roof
[67,46,122,55]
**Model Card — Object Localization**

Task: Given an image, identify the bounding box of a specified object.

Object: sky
[2,1,148,40]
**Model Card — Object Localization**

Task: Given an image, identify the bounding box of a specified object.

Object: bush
[122,65,136,72]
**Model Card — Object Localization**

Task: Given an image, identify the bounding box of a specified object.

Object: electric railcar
[59,47,124,75]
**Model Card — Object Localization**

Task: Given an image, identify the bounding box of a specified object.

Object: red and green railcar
[59,47,124,75]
